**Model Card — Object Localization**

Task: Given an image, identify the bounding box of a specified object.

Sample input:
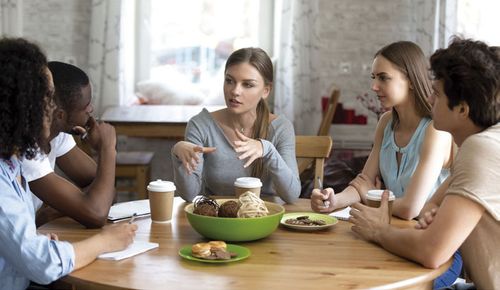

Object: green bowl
[185,199,285,242]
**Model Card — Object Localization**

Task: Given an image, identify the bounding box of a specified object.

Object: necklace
[239,127,245,134]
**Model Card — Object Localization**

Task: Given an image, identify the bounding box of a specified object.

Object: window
[456,0,500,46]
[130,0,274,105]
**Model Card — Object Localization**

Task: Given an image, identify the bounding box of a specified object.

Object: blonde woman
[172,48,300,203]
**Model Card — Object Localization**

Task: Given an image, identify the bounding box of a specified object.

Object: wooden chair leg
[136,166,148,200]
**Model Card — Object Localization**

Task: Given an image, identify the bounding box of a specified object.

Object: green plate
[178,244,251,263]
[280,212,338,231]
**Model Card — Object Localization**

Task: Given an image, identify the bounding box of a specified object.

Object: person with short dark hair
[0,37,136,290]
[22,61,117,228]
[349,37,500,289]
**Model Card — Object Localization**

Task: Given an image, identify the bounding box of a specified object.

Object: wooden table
[100,105,225,139]
[39,198,450,290]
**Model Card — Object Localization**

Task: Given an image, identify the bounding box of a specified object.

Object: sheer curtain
[433,0,458,51]
[0,0,22,37]
[88,0,132,115]
[274,0,321,135]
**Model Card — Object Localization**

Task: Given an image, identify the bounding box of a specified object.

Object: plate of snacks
[280,212,338,231]
[179,241,251,263]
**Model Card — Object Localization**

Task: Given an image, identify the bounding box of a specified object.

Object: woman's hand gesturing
[172,141,216,174]
[233,130,263,168]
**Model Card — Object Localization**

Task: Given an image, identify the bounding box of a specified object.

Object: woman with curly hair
[0,38,137,289]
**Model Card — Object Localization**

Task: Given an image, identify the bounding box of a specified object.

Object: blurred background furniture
[115,151,154,200]
[318,86,340,136]
[297,87,339,175]
[100,105,224,139]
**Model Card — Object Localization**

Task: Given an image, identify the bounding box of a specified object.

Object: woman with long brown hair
[311,40,462,289]
[311,41,460,288]
[172,47,300,203]
[312,41,453,220]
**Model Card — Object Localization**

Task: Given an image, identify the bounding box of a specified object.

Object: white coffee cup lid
[147,179,176,192]
[367,190,395,201]
[234,177,262,188]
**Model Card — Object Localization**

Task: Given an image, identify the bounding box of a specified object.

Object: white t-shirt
[22,133,76,210]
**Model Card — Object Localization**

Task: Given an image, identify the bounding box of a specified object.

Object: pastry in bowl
[218,200,240,217]
[193,196,219,217]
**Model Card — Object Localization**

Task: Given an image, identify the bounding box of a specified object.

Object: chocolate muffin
[218,200,240,218]
[193,196,219,217]
[193,203,218,216]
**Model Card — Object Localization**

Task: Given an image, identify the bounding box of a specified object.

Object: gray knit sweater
[172,109,300,203]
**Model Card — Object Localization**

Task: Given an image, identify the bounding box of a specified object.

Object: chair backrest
[295,135,333,189]
[317,86,340,136]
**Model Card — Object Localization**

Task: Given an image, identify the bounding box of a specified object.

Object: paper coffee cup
[147,179,176,223]
[234,177,262,197]
[366,190,395,218]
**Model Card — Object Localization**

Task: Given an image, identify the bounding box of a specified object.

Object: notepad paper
[329,206,352,221]
[108,199,150,222]
[98,241,159,261]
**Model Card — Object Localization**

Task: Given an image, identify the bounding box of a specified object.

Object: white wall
[22,0,91,71]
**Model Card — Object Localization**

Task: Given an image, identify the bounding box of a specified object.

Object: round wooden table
[39,198,450,290]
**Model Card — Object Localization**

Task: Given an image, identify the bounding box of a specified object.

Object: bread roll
[191,242,211,258]
[208,241,227,250]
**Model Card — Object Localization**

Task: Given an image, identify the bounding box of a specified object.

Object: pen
[317,177,330,208]
[317,176,323,190]
[129,213,137,224]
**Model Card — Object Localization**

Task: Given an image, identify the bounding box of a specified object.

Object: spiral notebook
[107,199,150,223]
[329,206,352,221]
[98,241,159,261]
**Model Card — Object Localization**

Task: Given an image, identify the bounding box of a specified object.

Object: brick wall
[316,0,435,114]
[22,0,91,71]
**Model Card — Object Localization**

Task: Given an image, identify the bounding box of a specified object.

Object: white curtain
[88,0,128,115]
[435,0,458,50]
[0,0,22,37]
[411,0,457,55]
[274,0,321,135]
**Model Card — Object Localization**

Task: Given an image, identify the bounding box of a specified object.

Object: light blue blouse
[379,117,449,199]
[0,157,75,289]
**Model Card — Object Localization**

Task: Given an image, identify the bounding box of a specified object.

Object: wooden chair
[296,135,333,189]
[296,87,339,174]
[318,86,340,136]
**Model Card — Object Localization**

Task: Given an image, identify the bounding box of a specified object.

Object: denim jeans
[434,251,463,289]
